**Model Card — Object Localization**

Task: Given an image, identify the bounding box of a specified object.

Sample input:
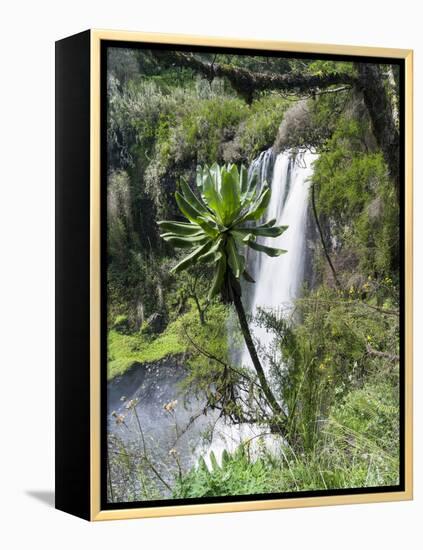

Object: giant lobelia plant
[158,163,287,418]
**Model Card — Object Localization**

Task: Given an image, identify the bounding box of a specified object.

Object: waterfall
[110,148,318,483]
[203,148,317,466]
[242,148,317,371]
[108,148,318,495]
[248,148,275,189]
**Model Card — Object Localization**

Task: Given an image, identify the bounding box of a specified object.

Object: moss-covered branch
[151,52,400,196]
[151,50,357,103]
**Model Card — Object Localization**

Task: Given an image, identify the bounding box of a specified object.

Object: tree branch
[150,50,357,103]
[182,324,262,389]
[311,181,341,288]
[366,343,399,362]
[150,52,399,196]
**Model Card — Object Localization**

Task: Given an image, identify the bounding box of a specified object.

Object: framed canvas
[55,29,413,521]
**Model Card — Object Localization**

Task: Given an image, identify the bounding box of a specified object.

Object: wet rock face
[274,100,313,153]
[108,356,186,414]
[144,312,165,334]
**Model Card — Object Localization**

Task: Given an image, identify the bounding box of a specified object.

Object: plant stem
[106,445,114,502]
[231,287,286,423]
[133,406,172,492]
[191,293,205,325]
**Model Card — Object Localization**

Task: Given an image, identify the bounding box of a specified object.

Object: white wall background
[0,0,420,548]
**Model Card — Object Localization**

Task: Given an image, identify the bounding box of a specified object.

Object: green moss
[112,314,130,334]
[107,301,231,380]
[107,317,186,380]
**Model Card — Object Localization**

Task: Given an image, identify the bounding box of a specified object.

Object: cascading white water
[242,149,317,372]
[202,148,317,466]
[248,148,275,188]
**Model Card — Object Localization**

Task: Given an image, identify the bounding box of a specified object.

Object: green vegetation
[107,325,185,380]
[175,375,398,497]
[175,284,400,496]
[107,301,231,380]
[106,47,400,501]
[175,449,270,498]
[159,161,289,421]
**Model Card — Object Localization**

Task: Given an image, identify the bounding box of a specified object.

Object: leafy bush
[174,447,270,498]
[175,376,399,497]
[307,60,358,78]
[311,107,399,281]
[256,283,399,452]
[237,94,290,159]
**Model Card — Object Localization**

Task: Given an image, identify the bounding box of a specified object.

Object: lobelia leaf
[201,167,224,222]
[170,241,214,273]
[242,170,260,203]
[259,218,277,228]
[220,167,240,224]
[226,236,245,279]
[241,187,271,222]
[196,165,204,191]
[230,230,255,244]
[160,233,208,248]
[229,165,242,219]
[196,238,222,263]
[209,163,222,193]
[234,224,288,238]
[175,191,203,221]
[233,233,261,253]
[158,220,205,236]
[175,192,218,237]
[179,177,211,218]
[229,164,241,200]
[208,253,227,300]
[234,186,270,225]
[246,239,287,257]
[239,164,249,196]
